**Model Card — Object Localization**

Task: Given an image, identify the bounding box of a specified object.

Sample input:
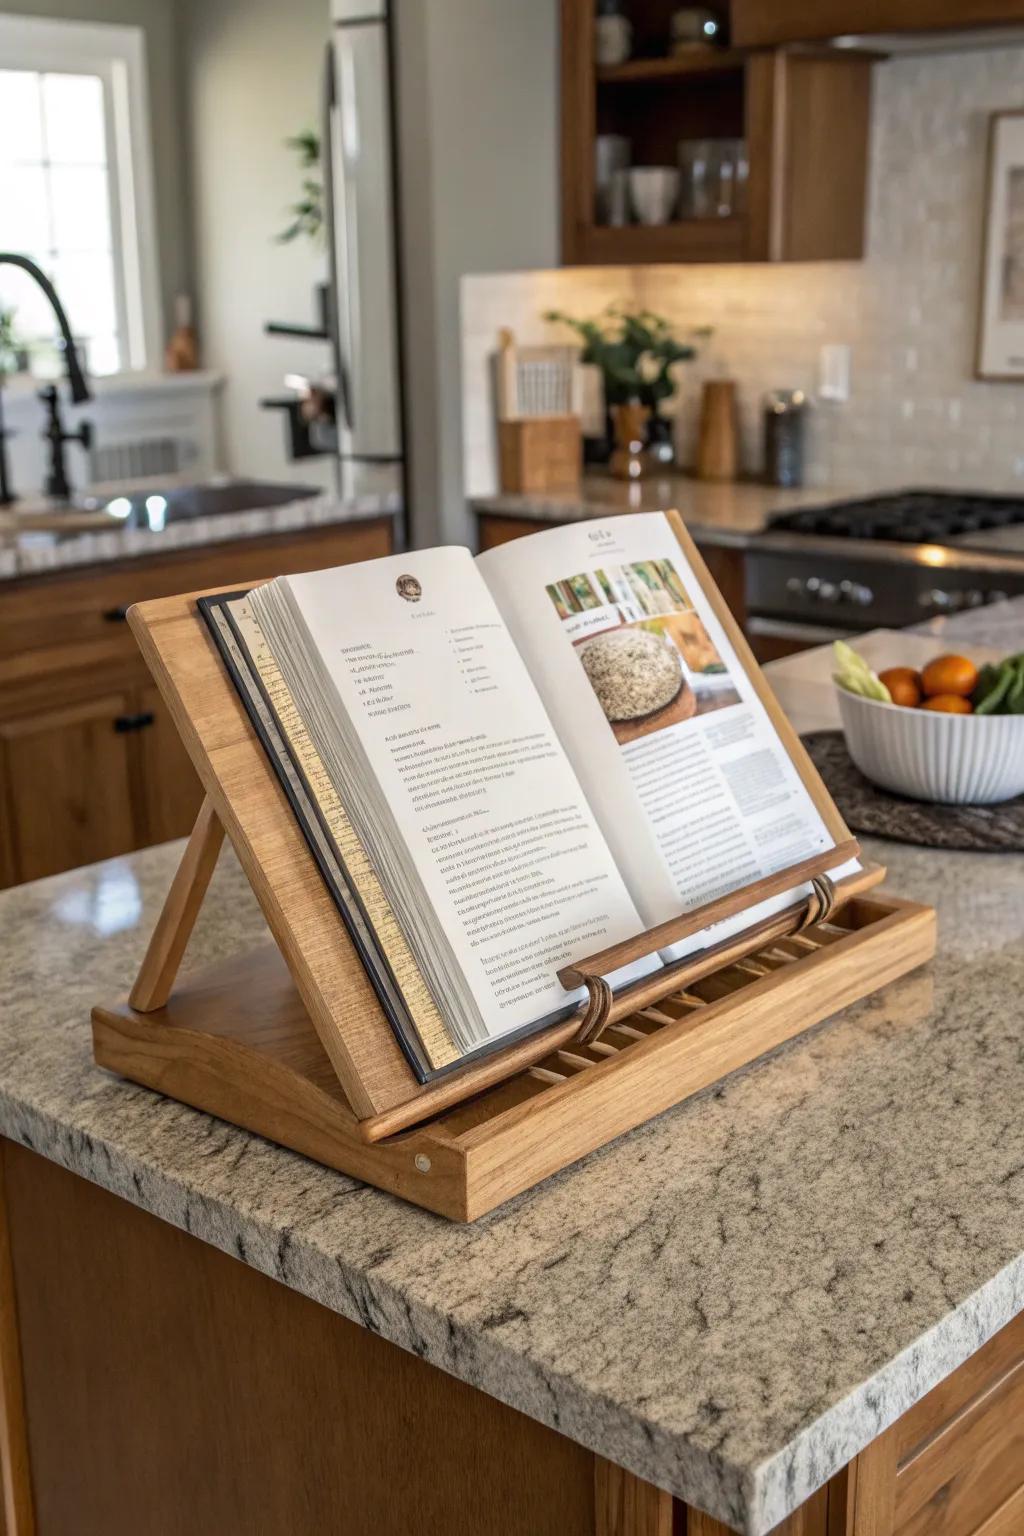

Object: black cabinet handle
[113,712,155,733]
[102,605,131,623]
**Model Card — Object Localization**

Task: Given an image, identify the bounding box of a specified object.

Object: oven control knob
[816,580,839,602]
[919,588,954,610]
[988,590,1009,605]
[785,576,805,595]
[964,589,986,608]
[840,580,874,606]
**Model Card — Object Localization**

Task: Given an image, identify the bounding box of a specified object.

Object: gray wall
[1,0,190,338]
[179,0,335,487]
[394,0,559,546]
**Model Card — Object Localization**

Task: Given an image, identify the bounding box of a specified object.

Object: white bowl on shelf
[837,686,1024,805]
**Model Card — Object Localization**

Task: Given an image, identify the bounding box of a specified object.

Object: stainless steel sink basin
[74,477,321,530]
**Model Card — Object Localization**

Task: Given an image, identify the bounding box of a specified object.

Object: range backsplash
[462,43,1024,500]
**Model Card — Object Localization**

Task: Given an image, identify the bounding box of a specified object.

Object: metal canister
[763,389,807,488]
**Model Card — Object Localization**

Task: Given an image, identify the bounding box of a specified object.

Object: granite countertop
[471,472,888,547]
[1,603,1024,1533]
[0,484,402,582]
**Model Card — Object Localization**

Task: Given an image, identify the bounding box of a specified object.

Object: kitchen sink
[73,477,321,529]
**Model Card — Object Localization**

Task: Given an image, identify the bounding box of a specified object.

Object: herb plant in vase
[545,306,709,471]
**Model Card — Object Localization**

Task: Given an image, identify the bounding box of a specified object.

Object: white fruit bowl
[837,686,1024,805]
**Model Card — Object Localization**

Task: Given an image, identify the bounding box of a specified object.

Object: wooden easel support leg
[129,796,225,1013]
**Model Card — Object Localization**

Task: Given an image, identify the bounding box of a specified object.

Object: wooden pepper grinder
[695,379,738,481]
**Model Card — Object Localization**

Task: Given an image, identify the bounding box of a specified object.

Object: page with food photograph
[478,514,857,960]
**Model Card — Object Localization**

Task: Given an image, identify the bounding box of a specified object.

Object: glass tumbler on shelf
[678,138,749,218]
[716,138,749,217]
[677,140,715,218]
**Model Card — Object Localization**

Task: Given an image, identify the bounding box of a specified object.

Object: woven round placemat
[801,730,1024,852]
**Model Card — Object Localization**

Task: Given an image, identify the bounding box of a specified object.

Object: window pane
[51,249,118,338]
[49,165,111,252]
[85,332,120,376]
[0,258,61,337]
[42,73,106,166]
[0,164,51,250]
[0,72,43,163]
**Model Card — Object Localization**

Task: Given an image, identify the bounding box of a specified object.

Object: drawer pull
[102,605,131,623]
[113,712,155,733]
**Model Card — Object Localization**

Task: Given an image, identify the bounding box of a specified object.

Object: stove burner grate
[771,490,1024,543]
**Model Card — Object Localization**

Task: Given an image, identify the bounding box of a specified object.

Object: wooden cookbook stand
[91,535,937,1221]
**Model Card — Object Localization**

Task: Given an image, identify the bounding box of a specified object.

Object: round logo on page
[395,574,422,603]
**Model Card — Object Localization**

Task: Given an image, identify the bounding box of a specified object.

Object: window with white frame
[0,15,162,377]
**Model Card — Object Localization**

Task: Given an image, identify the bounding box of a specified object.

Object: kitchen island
[0,602,1022,1535]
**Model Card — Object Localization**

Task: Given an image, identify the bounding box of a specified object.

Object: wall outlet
[818,344,851,402]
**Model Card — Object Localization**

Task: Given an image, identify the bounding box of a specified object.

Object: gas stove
[747,489,1024,657]
[769,488,1024,544]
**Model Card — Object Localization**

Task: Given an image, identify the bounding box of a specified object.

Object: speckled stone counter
[0,487,401,580]
[471,474,897,547]
[1,603,1023,1534]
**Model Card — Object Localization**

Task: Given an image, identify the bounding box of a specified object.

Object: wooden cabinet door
[0,694,138,884]
[132,684,204,847]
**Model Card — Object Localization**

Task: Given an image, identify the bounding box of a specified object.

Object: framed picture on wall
[978,110,1024,380]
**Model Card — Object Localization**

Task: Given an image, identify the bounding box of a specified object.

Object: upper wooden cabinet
[732,0,1024,47]
[561,0,874,265]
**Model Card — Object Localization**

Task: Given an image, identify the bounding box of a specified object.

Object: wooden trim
[0,1147,34,1535]
[560,0,594,264]
[731,0,1024,47]
[128,795,225,1012]
[595,1459,671,1536]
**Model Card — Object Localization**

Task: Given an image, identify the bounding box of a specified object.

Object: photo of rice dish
[578,627,683,723]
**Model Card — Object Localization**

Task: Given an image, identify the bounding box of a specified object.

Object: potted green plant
[276,129,324,246]
[545,305,710,466]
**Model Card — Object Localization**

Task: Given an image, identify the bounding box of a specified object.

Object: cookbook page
[477,514,856,961]
[274,545,654,1041]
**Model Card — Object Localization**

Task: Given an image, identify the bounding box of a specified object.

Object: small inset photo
[574,613,740,745]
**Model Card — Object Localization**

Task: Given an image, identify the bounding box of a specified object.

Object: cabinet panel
[0,518,395,663]
[895,1355,1024,1536]
[732,0,1024,47]
[132,684,204,848]
[0,694,137,883]
[0,518,395,887]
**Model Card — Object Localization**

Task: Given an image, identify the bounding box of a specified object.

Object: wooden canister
[695,380,738,481]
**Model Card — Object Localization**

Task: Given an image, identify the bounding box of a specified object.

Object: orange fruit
[878,667,922,708]
[921,693,973,714]
[921,654,978,698]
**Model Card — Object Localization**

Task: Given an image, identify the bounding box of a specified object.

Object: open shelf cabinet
[561,0,875,265]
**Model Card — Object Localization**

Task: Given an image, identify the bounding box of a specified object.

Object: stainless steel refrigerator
[323,0,559,548]
[323,0,404,512]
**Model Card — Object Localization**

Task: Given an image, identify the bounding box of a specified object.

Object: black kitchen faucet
[0,253,93,507]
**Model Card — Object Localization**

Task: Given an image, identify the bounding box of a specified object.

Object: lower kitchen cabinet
[0,693,140,884]
[0,516,395,889]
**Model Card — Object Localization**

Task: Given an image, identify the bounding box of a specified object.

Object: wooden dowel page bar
[558,838,859,986]
[592,861,883,1031]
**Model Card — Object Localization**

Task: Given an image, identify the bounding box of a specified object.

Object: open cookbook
[199,512,857,1082]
